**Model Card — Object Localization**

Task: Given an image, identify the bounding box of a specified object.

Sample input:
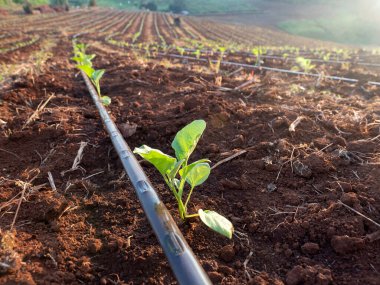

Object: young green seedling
[176,46,185,56]
[72,41,111,106]
[132,32,141,43]
[134,120,233,239]
[252,46,266,66]
[294,57,316,73]
[323,53,331,62]
[193,49,201,59]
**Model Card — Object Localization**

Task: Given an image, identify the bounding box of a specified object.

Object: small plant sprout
[176,46,185,56]
[72,41,111,106]
[132,32,141,43]
[218,46,226,55]
[134,120,234,239]
[294,57,316,73]
[193,49,201,59]
[323,53,331,62]
[252,46,266,66]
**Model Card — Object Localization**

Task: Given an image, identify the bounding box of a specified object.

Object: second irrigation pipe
[157,53,380,86]
[80,71,212,285]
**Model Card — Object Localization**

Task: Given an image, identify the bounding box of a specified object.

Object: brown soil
[0,10,379,285]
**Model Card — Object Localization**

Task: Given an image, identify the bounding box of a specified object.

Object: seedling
[323,53,331,62]
[134,120,233,239]
[72,41,111,106]
[293,57,316,73]
[132,32,141,43]
[193,49,201,59]
[176,46,185,56]
[252,46,266,66]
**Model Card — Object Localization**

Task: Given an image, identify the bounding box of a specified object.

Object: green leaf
[198,209,234,239]
[91,69,105,85]
[185,163,210,188]
[179,159,211,178]
[171,120,206,161]
[101,96,111,106]
[76,43,87,53]
[73,53,95,67]
[71,56,82,63]
[81,54,95,66]
[77,64,95,78]
[133,145,176,176]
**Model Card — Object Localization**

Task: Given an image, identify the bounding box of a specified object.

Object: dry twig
[289,116,305,132]
[338,200,380,228]
[22,94,54,129]
[61,142,88,176]
[0,148,22,160]
[211,150,247,170]
[47,172,56,191]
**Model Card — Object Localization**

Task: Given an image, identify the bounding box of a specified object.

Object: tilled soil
[0,12,380,285]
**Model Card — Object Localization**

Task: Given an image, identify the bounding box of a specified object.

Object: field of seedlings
[0,8,379,285]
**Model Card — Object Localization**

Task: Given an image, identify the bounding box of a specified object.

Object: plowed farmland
[0,8,379,285]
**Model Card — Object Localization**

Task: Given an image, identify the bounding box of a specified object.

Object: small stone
[267,182,277,193]
[293,160,312,178]
[219,245,235,262]
[208,271,223,282]
[119,122,137,138]
[286,265,305,285]
[301,242,320,255]
[315,272,331,285]
[331,235,365,254]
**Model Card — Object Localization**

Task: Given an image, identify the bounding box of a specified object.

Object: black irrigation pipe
[158,53,380,86]
[80,71,212,285]
[180,47,380,68]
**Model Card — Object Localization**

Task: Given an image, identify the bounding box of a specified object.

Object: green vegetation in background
[0,0,49,6]
[95,0,136,9]
[68,0,255,14]
[182,0,254,15]
[278,15,380,46]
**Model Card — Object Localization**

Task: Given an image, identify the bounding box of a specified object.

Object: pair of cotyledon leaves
[134,120,233,239]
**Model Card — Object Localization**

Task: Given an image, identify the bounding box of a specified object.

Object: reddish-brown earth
[0,10,379,285]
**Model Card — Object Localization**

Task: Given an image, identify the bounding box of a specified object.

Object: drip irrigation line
[159,53,380,86]
[80,71,212,285]
[181,47,380,68]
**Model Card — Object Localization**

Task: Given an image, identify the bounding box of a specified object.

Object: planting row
[2,10,380,67]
